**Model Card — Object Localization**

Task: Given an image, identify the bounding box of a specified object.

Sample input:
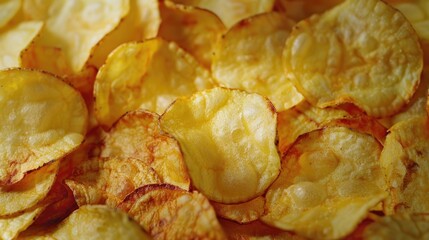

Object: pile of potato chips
[1,0,429,239]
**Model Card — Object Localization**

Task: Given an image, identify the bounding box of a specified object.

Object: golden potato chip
[159,1,226,68]
[380,116,429,214]
[0,0,21,28]
[119,184,225,239]
[94,38,214,128]
[211,196,265,223]
[171,0,275,28]
[212,12,303,111]
[51,205,150,239]
[21,0,54,21]
[21,44,71,77]
[0,21,43,70]
[363,214,429,239]
[160,88,280,203]
[283,0,423,117]
[89,0,160,68]
[0,69,87,185]
[65,157,161,207]
[274,0,343,21]
[262,126,386,239]
[0,205,45,240]
[100,110,190,190]
[0,161,58,216]
[389,0,429,42]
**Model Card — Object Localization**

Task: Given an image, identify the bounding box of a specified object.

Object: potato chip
[389,0,429,41]
[51,205,150,239]
[363,214,429,239]
[94,38,214,128]
[262,126,386,239]
[283,0,423,117]
[212,12,303,111]
[119,184,225,239]
[0,205,45,240]
[0,0,21,28]
[0,69,87,185]
[211,196,265,224]
[65,157,161,207]
[21,0,54,21]
[100,110,190,190]
[0,21,43,70]
[274,0,343,21]
[21,44,71,77]
[0,161,58,217]
[380,116,429,214]
[89,0,160,68]
[171,0,275,28]
[159,1,226,68]
[160,87,280,203]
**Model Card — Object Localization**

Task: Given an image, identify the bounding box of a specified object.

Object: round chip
[211,196,265,223]
[212,12,303,111]
[160,87,280,203]
[380,116,429,214]
[118,184,225,240]
[94,38,214,128]
[100,110,190,190]
[0,205,45,240]
[262,126,386,239]
[65,157,161,207]
[0,69,87,185]
[363,214,429,239]
[0,0,21,28]
[283,0,423,117]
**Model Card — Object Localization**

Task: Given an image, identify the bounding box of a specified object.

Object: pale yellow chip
[363,214,429,239]
[119,184,225,239]
[262,126,386,239]
[389,0,429,42]
[212,12,303,111]
[274,0,343,21]
[211,196,265,223]
[100,110,190,190]
[50,205,150,240]
[159,1,226,68]
[380,116,429,214]
[283,0,423,117]
[0,21,43,70]
[161,88,280,203]
[65,157,161,207]
[89,0,160,68]
[0,205,45,240]
[94,38,214,128]
[0,161,58,217]
[0,0,21,28]
[0,69,87,185]
[171,0,275,28]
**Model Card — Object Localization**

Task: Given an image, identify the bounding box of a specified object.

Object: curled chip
[380,116,429,214]
[119,184,225,240]
[51,205,150,240]
[212,12,303,111]
[94,38,214,128]
[100,110,190,190]
[159,0,226,68]
[283,0,423,117]
[0,69,87,185]
[0,21,43,70]
[211,196,265,223]
[65,157,161,207]
[161,87,280,203]
[262,126,386,239]
[363,214,429,239]
[0,0,20,28]
[171,0,275,28]
[0,161,58,216]
[0,205,45,240]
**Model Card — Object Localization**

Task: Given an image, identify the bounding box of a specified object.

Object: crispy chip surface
[363,214,429,239]
[161,88,280,203]
[211,196,265,223]
[94,38,214,128]
[66,157,161,207]
[100,110,190,190]
[0,205,45,240]
[119,184,225,240]
[262,126,386,239]
[389,0,429,42]
[0,69,87,185]
[212,12,303,111]
[283,0,423,117]
[380,116,429,214]
[0,0,20,28]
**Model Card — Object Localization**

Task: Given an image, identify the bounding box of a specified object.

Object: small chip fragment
[211,196,265,223]
[161,87,280,203]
